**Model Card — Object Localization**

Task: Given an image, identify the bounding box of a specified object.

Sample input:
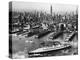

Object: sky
[12,1,78,14]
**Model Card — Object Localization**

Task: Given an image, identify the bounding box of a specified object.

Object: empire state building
[50,5,52,16]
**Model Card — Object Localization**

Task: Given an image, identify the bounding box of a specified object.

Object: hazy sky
[12,1,78,14]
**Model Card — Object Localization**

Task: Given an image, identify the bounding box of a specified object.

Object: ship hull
[28,45,72,57]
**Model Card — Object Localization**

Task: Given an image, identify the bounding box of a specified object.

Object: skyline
[12,1,78,14]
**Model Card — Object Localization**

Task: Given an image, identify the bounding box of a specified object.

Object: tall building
[50,5,52,16]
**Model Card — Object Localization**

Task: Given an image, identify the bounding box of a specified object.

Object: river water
[11,31,78,58]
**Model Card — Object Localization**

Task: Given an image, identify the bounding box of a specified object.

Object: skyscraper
[50,5,52,16]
